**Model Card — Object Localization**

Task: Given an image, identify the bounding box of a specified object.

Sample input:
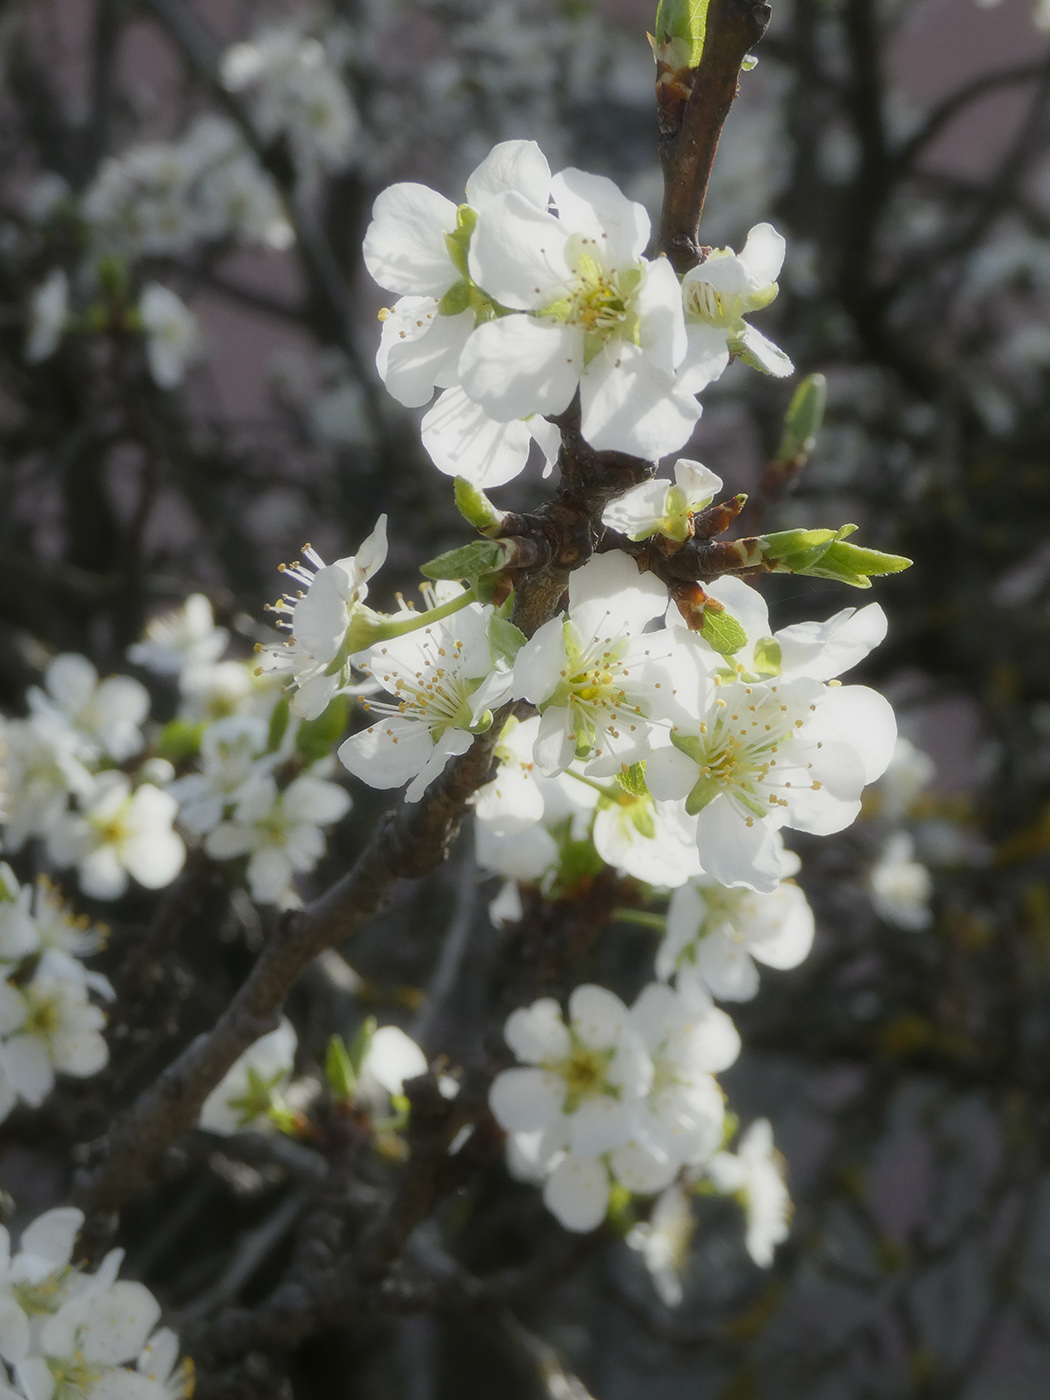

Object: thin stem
[380,586,480,639]
[611,908,667,932]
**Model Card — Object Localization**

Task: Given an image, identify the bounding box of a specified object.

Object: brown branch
[656,0,772,271]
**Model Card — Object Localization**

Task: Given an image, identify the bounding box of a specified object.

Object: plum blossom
[420,386,560,489]
[0,1207,128,1366]
[25,270,69,365]
[873,736,936,821]
[339,601,511,802]
[138,284,202,389]
[869,833,933,930]
[355,1026,428,1116]
[601,459,723,543]
[0,866,37,967]
[624,982,738,1176]
[0,718,94,853]
[648,602,897,891]
[659,847,815,1002]
[364,140,553,417]
[511,551,675,779]
[47,775,185,901]
[14,1277,165,1400]
[707,1118,791,1267]
[127,593,229,679]
[204,771,351,904]
[626,1184,696,1307]
[199,1018,297,1135]
[28,654,149,765]
[679,222,793,383]
[489,986,652,1227]
[461,168,701,457]
[0,950,109,1109]
[255,517,388,721]
[590,792,702,889]
[167,714,277,835]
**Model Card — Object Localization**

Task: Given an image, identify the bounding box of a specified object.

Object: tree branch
[656,0,771,271]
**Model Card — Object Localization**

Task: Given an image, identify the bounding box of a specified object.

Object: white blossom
[0,866,37,967]
[167,715,277,836]
[355,1026,428,1115]
[647,603,896,892]
[873,736,936,822]
[199,1018,297,1135]
[339,601,511,803]
[127,593,229,679]
[511,551,675,779]
[204,770,351,904]
[679,223,793,384]
[625,1184,696,1307]
[707,1118,791,1267]
[0,717,94,853]
[25,271,69,365]
[0,950,108,1108]
[601,459,723,543]
[420,387,560,489]
[138,284,202,389]
[28,654,149,765]
[255,518,388,721]
[870,832,933,930]
[659,848,815,1002]
[47,773,185,901]
[461,168,701,458]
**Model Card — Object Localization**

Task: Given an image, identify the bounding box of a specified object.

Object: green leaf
[489,614,527,669]
[347,1016,377,1079]
[796,539,912,589]
[266,696,291,754]
[700,606,748,655]
[296,694,350,764]
[654,0,710,65]
[326,1035,356,1100]
[455,477,505,532]
[421,539,511,586]
[616,762,650,798]
[775,372,827,463]
[156,718,206,763]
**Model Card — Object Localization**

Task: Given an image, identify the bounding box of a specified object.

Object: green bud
[326,1035,356,1100]
[775,373,827,464]
[760,525,911,588]
[455,477,506,533]
[654,0,710,66]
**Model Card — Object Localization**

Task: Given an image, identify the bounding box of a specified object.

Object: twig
[411,835,478,1052]
[176,1190,310,1323]
[656,0,772,270]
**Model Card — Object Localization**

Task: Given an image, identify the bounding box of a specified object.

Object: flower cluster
[0,870,112,1124]
[363,140,791,487]
[0,653,184,901]
[0,1205,191,1400]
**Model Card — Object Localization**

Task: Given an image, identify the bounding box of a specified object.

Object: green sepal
[421,538,512,586]
[296,695,349,764]
[606,1180,638,1234]
[489,614,527,670]
[326,1034,356,1100]
[654,0,710,66]
[266,696,291,754]
[751,637,782,678]
[628,801,657,839]
[685,777,720,817]
[156,718,206,763]
[700,606,748,655]
[616,762,650,799]
[455,477,505,533]
[438,280,471,316]
[266,1101,300,1136]
[775,373,827,463]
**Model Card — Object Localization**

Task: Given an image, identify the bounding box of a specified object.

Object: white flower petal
[543,1153,609,1231]
[363,183,460,297]
[459,315,581,421]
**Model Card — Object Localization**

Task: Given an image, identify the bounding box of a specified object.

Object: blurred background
[3,0,1050,1396]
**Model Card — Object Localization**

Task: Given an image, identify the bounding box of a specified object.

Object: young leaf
[616,762,650,798]
[455,477,505,533]
[421,538,512,586]
[775,373,827,464]
[489,614,527,669]
[700,606,748,655]
[326,1035,356,1100]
